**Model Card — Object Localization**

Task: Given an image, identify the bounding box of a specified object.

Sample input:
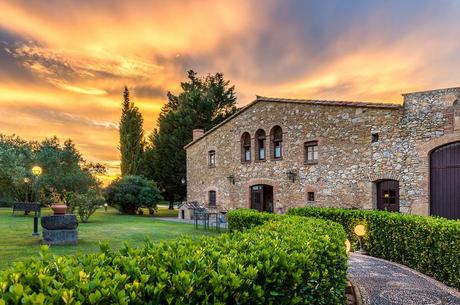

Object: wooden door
[251,185,263,211]
[376,180,400,212]
[430,142,460,219]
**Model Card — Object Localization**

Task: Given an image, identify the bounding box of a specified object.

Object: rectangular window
[208,190,216,207]
[258,139,265,160]
[208,151,216,166]
[307,192,315,202]
[305,141,318,163]
[274,142,282,159]
[372,133,379,143]
[245,147,251,161]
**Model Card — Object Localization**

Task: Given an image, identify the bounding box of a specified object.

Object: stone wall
[186,87,460,215]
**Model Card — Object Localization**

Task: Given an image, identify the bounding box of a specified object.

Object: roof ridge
[256,95,401,107]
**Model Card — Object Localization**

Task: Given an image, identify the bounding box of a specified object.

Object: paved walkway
[348,253,460,305]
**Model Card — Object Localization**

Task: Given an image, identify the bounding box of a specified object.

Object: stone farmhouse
[185,87,460,220]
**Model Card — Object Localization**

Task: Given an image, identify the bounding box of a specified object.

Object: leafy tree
[0,134,104,204]
[119,87,144,176]
[104,175,163,214]
[143,71,237,202]
[0,134,34,202]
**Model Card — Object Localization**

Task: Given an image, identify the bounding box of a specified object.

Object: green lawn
[0,207,217,270]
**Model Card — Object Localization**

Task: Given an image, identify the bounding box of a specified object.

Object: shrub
[0,210,348,304]
[69,189,105,223]
[288,207,460,290]
[104,175,162,214]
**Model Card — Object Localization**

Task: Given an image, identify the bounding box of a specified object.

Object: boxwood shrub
[0,209,348,305]
[288,207,460,290]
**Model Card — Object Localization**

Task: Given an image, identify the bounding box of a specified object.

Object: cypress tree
[119,86,144,176]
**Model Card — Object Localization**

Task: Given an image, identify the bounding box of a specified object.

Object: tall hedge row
[0,209,348,304]
[288,207,460,290]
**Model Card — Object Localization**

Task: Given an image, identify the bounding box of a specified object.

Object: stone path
[348,253,460,305]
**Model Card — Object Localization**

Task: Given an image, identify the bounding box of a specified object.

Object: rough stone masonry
[185,87,460,218]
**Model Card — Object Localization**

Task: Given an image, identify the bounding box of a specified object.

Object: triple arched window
[241,126,283,163]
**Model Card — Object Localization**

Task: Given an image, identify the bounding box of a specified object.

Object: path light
[180,177,186,185]
[345,239,351,255]
[104,203,108,212]
[31,166,42,236]
[354,224,367,255]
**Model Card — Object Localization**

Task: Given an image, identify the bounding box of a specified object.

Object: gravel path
[348,253,460,305]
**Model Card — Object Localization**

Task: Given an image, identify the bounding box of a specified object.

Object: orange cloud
[0,0,459,183]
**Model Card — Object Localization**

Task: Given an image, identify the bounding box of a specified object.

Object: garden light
[354,224,367,255]
[354,224,366,237]
[32,166,42,176]
[31,166,42,236]
[345,239,351,255]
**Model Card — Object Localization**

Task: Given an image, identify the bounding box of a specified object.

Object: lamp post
[354,224,367,255]
[23,177,30,202]
[31,166,42,236]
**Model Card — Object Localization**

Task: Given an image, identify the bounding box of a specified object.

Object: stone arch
[269,125,283,160]
[415,135,460,215]
[368,172,402,211]
[243,178,281,212]
[240,132,251,163]
[254,129,267,161]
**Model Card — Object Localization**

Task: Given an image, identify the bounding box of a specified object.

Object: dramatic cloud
[0,0,459,180]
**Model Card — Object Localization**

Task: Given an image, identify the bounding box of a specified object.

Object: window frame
[304,141,319,164]
[208,190,217,207]
[241,132,251,163]
[208,150,216,167]
[307,191,315,202]
[255,129,267,162]
[270,126,283,160]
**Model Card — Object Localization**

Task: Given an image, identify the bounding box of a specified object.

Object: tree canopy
[0,134,104,204]
[143,70,238,202]
[119,86,144,176]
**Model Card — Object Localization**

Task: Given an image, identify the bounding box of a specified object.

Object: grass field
[0,206,217,270]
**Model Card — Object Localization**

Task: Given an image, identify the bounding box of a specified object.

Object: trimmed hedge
[0,209,348,304]
[288,207,460,290]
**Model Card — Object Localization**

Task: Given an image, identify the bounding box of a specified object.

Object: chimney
[192,129,205,141]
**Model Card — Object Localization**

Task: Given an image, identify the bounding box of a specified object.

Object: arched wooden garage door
[430,141,460,219]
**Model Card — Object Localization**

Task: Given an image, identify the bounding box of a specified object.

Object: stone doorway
[376,180,400,212]
[250,184,274,212]
[430,141,460,219]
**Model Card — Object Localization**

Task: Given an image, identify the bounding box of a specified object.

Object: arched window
[241,132,251,162]
[270,126,283,159]
[454,100,460,131]
[255,129,266,161]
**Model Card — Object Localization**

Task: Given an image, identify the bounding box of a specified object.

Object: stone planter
[50,204,67,215]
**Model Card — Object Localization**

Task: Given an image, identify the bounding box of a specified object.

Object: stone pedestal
[42,229,78,245]
[41,214,78,245]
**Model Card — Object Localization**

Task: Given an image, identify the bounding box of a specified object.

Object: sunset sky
[1,1,460,181]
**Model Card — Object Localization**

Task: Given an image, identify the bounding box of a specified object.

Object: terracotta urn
[50,204,68,215]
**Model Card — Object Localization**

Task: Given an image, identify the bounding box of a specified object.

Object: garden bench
[12,202,40,216]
